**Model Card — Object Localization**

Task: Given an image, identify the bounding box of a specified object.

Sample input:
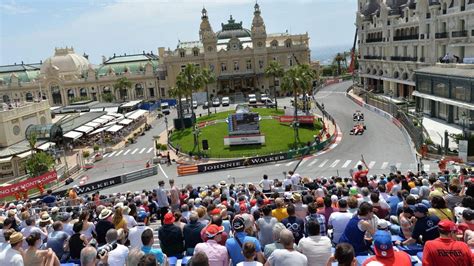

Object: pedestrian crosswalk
[275,157,436,172]
[102,146,155,158]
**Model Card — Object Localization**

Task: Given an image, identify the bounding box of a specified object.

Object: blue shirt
[225,232,261,265]
[339,216,367,255]
[142,246,165,264]
[386,195,401,216]
[47,231,69,259]
[411,215,440,244]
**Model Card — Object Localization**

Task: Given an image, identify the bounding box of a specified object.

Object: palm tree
[171,75,189,130]
[281,64,316,146]
[179,64,204,124]
[28,132,37,156]
[113,77,132,101]
[200,68,216,116]
[334,53,344,76]
[265,61,284,111]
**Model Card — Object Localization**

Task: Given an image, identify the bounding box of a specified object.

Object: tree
[102,93,115,103]
[28,132,37,156]
[281,64,316,146]
[333,53,344,76]
[25,152,55,178]
[265,61,284,111]
[200,68,216,116]
[113,77,132,101]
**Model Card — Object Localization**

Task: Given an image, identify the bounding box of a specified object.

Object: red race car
[350,122,366,135]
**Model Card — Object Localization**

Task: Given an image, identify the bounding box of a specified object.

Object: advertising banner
[0,171,58,199]
[224,135,265,146]
[197,153,287,173]
[279,116,315,124]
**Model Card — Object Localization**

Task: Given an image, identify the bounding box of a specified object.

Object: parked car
[264,98,276,108]
[260,94,269,103]
[192,101,198,109]
[212,97,221,107]
[161,102,170,115]
[222,97,230,106]
[203,101,209,109]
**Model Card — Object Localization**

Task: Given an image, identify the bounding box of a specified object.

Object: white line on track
[330,160,340,168]
[158,164,169,179]
[139,148,146,154]
[147,147,154,153]
[395,163,402,169]
[131,148,139,155]
[342,160,352,168]
[318,159,329,168]
[308,159,319,167]
[285,161,295,166]
[368,161,376,169]
[122,149,130,156]
[299,157,311,166]
[115,150,124,156]
[381,162,389,169]
[106,151,116,157]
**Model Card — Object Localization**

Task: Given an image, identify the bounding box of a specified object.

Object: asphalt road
[87,81,439,194]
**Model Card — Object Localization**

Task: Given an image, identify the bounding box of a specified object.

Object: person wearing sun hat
[95,208,114,246]
[423,219,473,266]
[194,224,228,266]
[0,231,24,264]
[362,230,411,266]
[158,212,184,258]
[226,216,265,265]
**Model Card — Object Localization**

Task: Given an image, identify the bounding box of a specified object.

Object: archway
[51,86,62,105]
[2,95,9,103]
[80,88,87,98]
[25,92,33,102]
[135,84,144,99]
[67,89,75,100]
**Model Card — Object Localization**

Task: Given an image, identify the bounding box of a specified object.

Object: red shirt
[422,237,473,266]
[362,251,412,266]
[354,169,369,187]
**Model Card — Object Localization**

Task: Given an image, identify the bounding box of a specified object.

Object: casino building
[160,3,311,99]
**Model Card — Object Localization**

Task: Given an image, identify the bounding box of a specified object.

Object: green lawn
[197,108,284,123]
[170,118,321,158]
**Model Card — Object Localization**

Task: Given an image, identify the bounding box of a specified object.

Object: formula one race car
[350,122,366,135]
[353,111,364,121]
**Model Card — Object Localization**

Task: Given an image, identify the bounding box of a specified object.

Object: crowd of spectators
[1,165,474,266]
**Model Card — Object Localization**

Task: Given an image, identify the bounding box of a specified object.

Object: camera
[97,242,117,258]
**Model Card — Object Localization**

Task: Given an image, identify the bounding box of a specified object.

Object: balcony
[435,32,448,39]
[452,30,468,38]
[390,56,418,62]
[366,38,383,43]
[393,34,419,41]
[364,55,382,60]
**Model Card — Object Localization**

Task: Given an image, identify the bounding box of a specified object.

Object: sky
[0,0,358,65]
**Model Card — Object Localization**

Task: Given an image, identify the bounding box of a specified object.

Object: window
[180,51,185,58]
[259,59,264,69]
[433,80,449,98]
[160,88,165,97]
[285,40,292,48]
[221,63,227,72]
[149,87,155,97]
[181,65,186,72]
[417,76,431,93]
[233,61,239,71]
[193,49,199,56]
[273,57,278,62]
[289,58,293,67]
[207,46,213,52]
[271,40,278,47]
[452,80,471,102]
[209,64,215,71]
[246,60,252,70]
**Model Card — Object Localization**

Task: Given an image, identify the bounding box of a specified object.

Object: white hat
[377,219,391,230]
[114,202,124,209]
[51,207,59,213]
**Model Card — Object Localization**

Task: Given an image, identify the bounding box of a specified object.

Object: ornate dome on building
[216,15,252,40]
[40,47,90,76]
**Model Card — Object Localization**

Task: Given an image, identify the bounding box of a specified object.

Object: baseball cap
[438,220,457,232]
[137,211,148,222]
[377,219,391,230]
[414,203,428,214]
[210,208,221,215]
[205,224,224,238]
[373,230,394,258]
[163,212,175,225]
[232,216,245,231]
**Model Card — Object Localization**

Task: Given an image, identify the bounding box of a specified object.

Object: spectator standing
[194,224,229,266]
[297,220,332,266]
[155,180,170,224]
[42,189,57,206]
[237,242,263,266]
[169,179,180,211]
[95,208,115,246]
[353,161,369,188]
[281,204,305,244]
[265,229,307,266]
[184,212,206,256]
[103,229,129,266]
[328,199,352,244]
[362,230,411,266]
[271,198,288,222]
[226,216,264,265]
[158,212,184,258]
[141,229,166,265]
[305,202,327,236]
[128,211,151,249]
[259,174,273,194]
[0,232,24,265]
[256,205,278,247]
[423,220,473,266]
[69,221,88,260]
[398,203,440,246]
[47,221,69,261]
[339,202,375,255]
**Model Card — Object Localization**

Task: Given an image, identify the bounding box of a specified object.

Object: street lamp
[164,117,169,141]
